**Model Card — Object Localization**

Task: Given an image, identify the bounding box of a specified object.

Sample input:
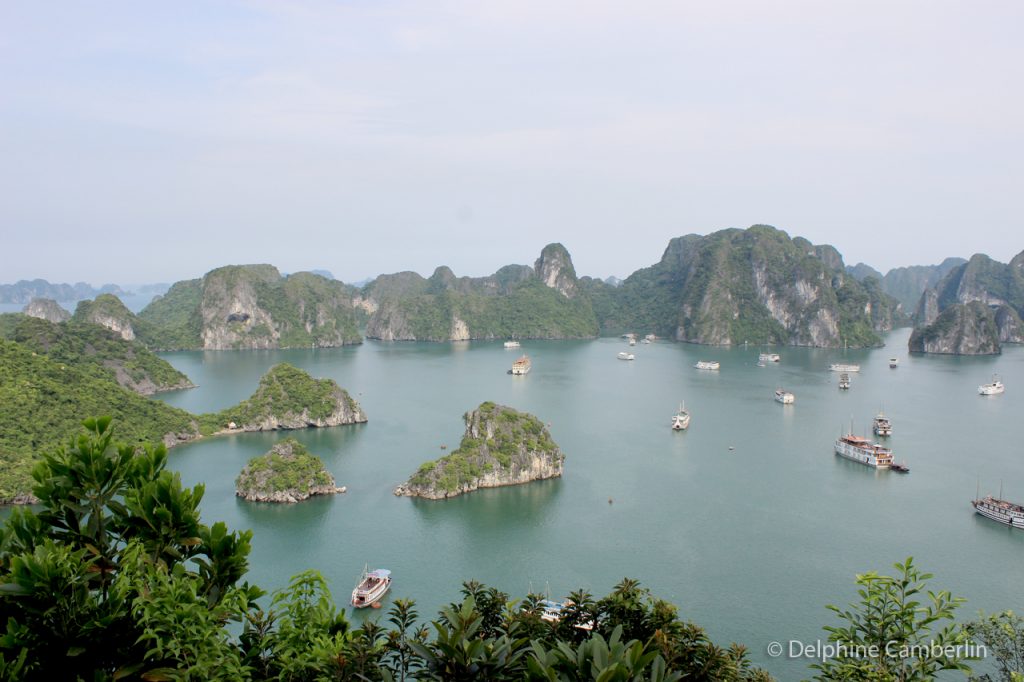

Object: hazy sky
[2,1,1022,285]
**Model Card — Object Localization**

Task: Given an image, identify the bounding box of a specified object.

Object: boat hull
[973,499,1024,528]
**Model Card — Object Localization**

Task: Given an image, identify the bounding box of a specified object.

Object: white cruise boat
[503,340,521,349]
[972,495,1024,528]
[979,376,1004,396]
[834,433,893,469]
[671,403,690,431]
[351,567,391,608]
[617,351,635,361]
[628,337,637,346]
[694,360,720,371]
[889,358,899,368]
[829,363,861,372]
[759,353,781,363]
[510,355,531,375]
[774,389,794,404]
[838,373,851,390]
[873,413,892,437]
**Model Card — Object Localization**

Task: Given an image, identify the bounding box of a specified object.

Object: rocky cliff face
[235,439,345,503]
[395,402,563,499]
[590,225,896,347]
[73,294,138,341]
[364,246,598,341]
[137,266,362,350]
[534,243,579,298]
[908,301,1001,355]
[23,298,70,323]
[908,251,1024,355]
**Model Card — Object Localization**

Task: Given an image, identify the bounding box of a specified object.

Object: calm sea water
[124,330,1024,676]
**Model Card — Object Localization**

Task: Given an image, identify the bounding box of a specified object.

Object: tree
[812,557,978,681]
[966,611,1024,682]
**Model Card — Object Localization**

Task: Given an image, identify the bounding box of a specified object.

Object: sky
[1,1,1022,286]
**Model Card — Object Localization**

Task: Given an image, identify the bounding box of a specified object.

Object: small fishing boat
[774,389,795,404]
[890,462,910,474]
[617,352,635,361]
[889,358,898,368]
[351,567,391,608]
[838,373,851,390]
[694,360,720,371]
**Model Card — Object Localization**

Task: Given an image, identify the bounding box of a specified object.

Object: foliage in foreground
[1,420,1021,680]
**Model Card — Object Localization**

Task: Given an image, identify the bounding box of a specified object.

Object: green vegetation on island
[0,344,364,502]
[909,251,1024,354]
[398,402,563,499]
[208,363,366,432]
[3,315,193,394]
[136,265,362,350]
[365,244,599,341]
[1,419,1019,679]
[584,226,900,347]
[235,439,339,503]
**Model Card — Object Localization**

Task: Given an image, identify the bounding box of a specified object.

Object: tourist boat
[694,360,720,370]
[889,358,899,368]
[978,376,1004,396]
[873,413,892,437]
[972,495,1024,528]
[774,389,795,404]
[671,403,690,431]
[628,337,637,346]
[759,353,781,363]
[838,373,851,390]
[644,334,657,342]
[503,340,521,349]
[617,352,635,361]
[533,599,595,630]
[511,355,531,375]
[351,567,391,608]
[640,338,651,344]
[829,363,860,372]
[834,433,893,469]
[890,462,910,474]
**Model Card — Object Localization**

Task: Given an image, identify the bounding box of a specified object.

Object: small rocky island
[395,402,564,499]
[213,362,367,432]
[236,439,345,503]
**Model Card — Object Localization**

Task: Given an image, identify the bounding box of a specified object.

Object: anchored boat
[510,355,531,375]
[972,495,1024,528]
[351,567,391,608]
[834,433,893,469]
[829,363,861,372]
[694,360,720,371]
[872,412,892,437]
[671,403,690,431]
[979,376,1004,396]
[774,389,795,404]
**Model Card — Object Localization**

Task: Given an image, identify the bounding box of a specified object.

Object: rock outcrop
[72,294,139,341]
[395,402,563,499]
[908,301,1001,355]
[136,265,362,350]
[364,245,598,341]
[23,298,70,323]
[212,363,367,432]
[236,439,345,503]
[908,252,1024,355]
[582,225,899,348]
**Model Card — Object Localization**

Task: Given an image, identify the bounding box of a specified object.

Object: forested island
[236,439,345,503]
[0,315,365,503]
[395,402,564,499]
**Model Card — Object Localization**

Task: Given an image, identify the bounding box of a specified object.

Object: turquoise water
[148,329,1023,677]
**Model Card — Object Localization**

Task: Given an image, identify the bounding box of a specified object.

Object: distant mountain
[0,279,129,304]
[136,265,362,350]
[363,244,599,341]
[846,263,884,282]
[881,257,967,310]
[909,252,1024,355]
[581,225,900,348]
[309,269,335,280]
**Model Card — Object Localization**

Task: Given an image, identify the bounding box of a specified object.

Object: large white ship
[510,355,531,375]
[829,363,861,372]
[972,495,1024,528]
[834,433,893,469]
